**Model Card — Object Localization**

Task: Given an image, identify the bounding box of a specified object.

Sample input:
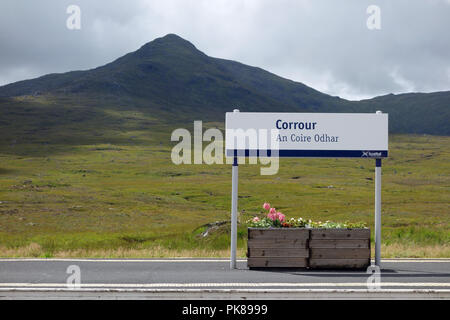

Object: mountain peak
[137,33,200,55]
[158,33,187,42]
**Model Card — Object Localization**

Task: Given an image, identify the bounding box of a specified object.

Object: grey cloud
[0,0,449,100]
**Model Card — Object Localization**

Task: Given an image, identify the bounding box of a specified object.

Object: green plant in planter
[246,202,368,229]
[247,217,273,228]
[288,217,308,228]
[308,220,368,229]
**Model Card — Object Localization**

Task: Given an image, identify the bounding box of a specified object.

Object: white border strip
[0,259,247,263]
[1,282,449,288]
[1,288,449,295]
[3,288,449,300]
[0,258,448,263]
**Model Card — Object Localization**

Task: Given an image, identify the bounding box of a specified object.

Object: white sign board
[225,112,388,158]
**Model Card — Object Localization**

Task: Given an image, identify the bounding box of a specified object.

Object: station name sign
[225,112,388,158]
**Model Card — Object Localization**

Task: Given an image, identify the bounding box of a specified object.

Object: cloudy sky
[0,0,449,100]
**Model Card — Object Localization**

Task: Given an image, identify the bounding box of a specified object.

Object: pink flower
[252,217,260,222]
[267,213,277,221]
[263,203,271,210]
[269,207,276,214]
[276,212,285,222]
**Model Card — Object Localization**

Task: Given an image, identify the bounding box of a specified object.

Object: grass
[0,110,449,258]
[1,243,448,259]
[0,242,247,259]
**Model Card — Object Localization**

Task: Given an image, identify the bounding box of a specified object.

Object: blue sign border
[226,149,388,158]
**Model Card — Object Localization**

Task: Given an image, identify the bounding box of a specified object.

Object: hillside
[354,92,450,135]
[0,34,448,136]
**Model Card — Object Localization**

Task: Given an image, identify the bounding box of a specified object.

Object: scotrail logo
[362,151,382,158]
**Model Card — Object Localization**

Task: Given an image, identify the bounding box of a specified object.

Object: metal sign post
[230,156,238,269]
[375,158,382,266]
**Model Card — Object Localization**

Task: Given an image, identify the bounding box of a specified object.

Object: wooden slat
[247,257,308,268]
[310,248,370,259]
[248,248,309,258]
[309,239,369,249]
[309,258,370,269]
[310,229,370,240]
[248,228,309,240]
[248,239,308,248]
[246,228,370,269]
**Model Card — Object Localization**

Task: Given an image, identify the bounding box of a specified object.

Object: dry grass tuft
[379,243,450,258]
[1,243,449,259]
[0,243,43,257]
[0,244,246,258]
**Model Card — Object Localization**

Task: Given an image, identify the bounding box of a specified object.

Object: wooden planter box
[247,228,309,268]
[247,228,370,269]
[309,229,371,269]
